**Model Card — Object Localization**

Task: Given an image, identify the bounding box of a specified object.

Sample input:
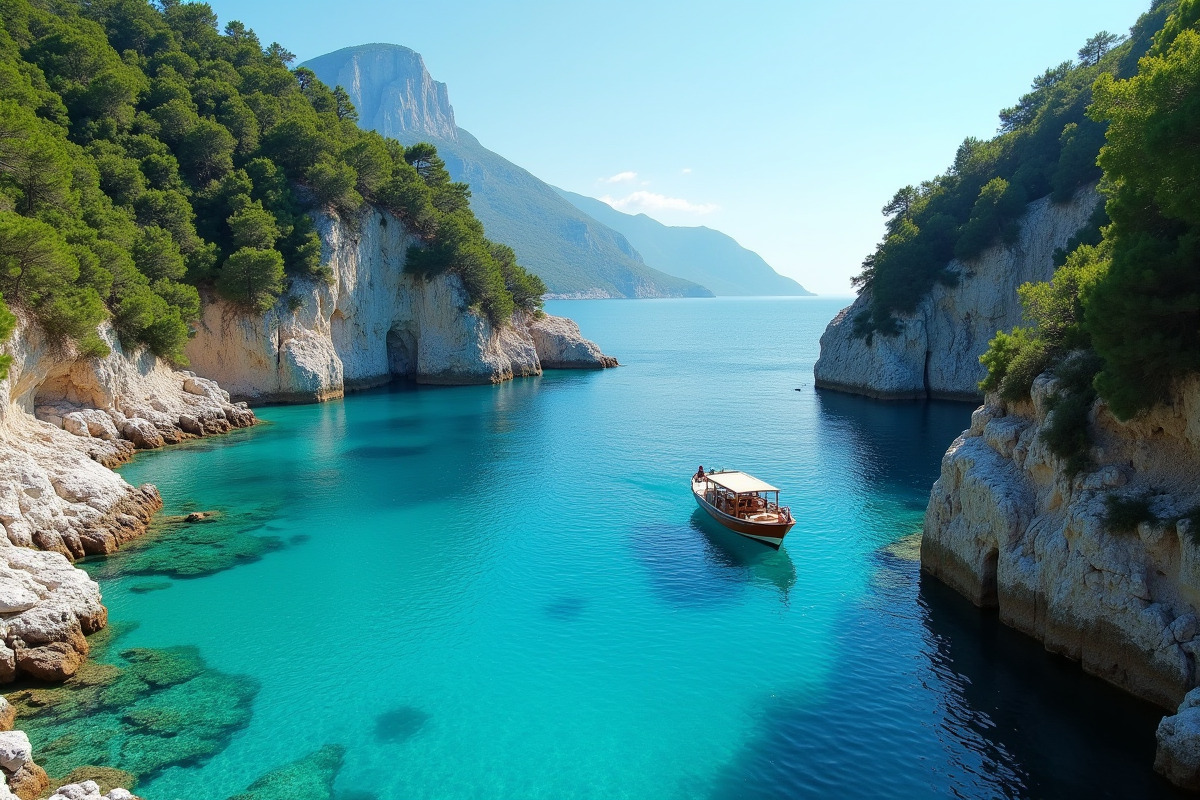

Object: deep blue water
[96,297,1185,799]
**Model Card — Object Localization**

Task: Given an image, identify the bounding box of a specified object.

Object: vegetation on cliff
[851,2,1176,337]
[0,0,541,371]
[981,0,1200,469]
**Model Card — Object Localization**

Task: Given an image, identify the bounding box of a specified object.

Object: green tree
[1078,31,1122,66]
[1084,11,1200,418]
[227,202,279,250]
[216,246,284,312]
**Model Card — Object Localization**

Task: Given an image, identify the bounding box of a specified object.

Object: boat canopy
[705,471,779,494]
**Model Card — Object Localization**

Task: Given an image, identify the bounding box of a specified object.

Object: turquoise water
[96,298,1182,799]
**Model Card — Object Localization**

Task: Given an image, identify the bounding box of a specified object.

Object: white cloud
[600,171,637,184]
[600,191,719,215]
[680,167,692,174]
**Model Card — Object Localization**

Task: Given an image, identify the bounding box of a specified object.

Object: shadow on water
[545,596,588,621]
[374,706,430,744]
[630,513,796,608]
[707,545,1190,800]
[815,391,973,500]
[917,576,1191,800]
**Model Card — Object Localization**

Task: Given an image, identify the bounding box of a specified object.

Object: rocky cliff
[302,44,712,299]
[0,316,253,797]
[0,316,255,687]
[185,205,616,403]
[920,371,1200,785]
[814,186,1101,401]
[303,44,458,141]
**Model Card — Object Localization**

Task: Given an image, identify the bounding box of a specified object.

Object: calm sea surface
[101,298,1183,799]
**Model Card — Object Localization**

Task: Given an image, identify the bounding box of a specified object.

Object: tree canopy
[977,0,1200,473]
[851,2,1177,338]
[0,0,543,368]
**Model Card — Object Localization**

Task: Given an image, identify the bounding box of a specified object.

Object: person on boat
[694,465,706,482]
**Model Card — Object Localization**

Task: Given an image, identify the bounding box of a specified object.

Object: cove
[61,297,1181,799]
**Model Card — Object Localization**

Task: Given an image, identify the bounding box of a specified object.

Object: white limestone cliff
[814,186,1102,401]
[0,316,255,685]
[920,372,1200,786]
[185,206,616,403]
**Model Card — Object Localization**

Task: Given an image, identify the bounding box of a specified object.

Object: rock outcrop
[920,371,1200,785]
[527,315,618,369]
[814,186,1101,401]
[0,315,255,686]
[1157,687,1200,791]
[185,206,616,403]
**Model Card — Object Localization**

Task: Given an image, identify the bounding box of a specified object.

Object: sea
[65,297,1185,799]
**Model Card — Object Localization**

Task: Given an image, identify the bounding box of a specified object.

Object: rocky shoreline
[922,372,1200,788]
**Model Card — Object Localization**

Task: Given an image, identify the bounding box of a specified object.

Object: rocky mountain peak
[302,43,458,141]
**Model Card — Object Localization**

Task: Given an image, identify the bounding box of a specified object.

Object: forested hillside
[852,1,1176,338]
[979,0,1200,471]
[0,0,542,380]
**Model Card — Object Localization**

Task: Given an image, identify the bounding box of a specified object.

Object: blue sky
[207,0,1150,295]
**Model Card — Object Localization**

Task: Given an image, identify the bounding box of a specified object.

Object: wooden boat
[692,470,795,548]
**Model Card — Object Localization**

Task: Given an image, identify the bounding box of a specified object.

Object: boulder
[527,314,617,369]
[1157,689,1200,791]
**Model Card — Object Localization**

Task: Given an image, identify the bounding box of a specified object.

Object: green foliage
[1104,494,1157,533]
[216,247,284,313]
[1039,350,1104,475]
[851,3,1176,334]
[1083,5,1200,419]
[0,293,13,378]
[0,0,543,365]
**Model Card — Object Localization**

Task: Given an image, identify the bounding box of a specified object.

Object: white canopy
[705,471,779,494]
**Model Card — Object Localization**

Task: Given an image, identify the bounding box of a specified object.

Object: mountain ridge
[555,188,812,296]
[302,44,712,299]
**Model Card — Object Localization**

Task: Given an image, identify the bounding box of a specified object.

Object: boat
[691,469,796,548]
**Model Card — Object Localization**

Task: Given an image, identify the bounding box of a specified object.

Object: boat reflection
[689,509,797,598]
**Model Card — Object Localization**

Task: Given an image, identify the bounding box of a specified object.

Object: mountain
[555,189,812,296]
[302,44,711,299]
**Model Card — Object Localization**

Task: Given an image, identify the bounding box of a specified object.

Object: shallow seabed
[72,297,1184,799]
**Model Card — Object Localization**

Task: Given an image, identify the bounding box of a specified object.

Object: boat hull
[692,481,795,548]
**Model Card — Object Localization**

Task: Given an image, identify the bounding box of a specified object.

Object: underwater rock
[228,745,345,800]
[0,699,12,732]
[7,638,258,786]
[374,706,429,743]
[83,505,284,582]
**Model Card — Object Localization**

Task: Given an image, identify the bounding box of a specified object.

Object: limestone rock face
[186,206,614,401]
[815,186,1102,401]
[302,44,458,141]
[923,374,1200,718]
[1,321,252,559]
[528,315,619,369]
[44,781,138,800]
[1157,688,1200,790]
[0,315,254,684]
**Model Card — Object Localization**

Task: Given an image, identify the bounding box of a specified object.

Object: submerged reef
[4,624,257,789]
[229,745,345,800]
[82,505,285,582]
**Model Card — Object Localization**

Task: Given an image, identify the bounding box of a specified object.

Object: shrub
[1104,494,1157,534]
